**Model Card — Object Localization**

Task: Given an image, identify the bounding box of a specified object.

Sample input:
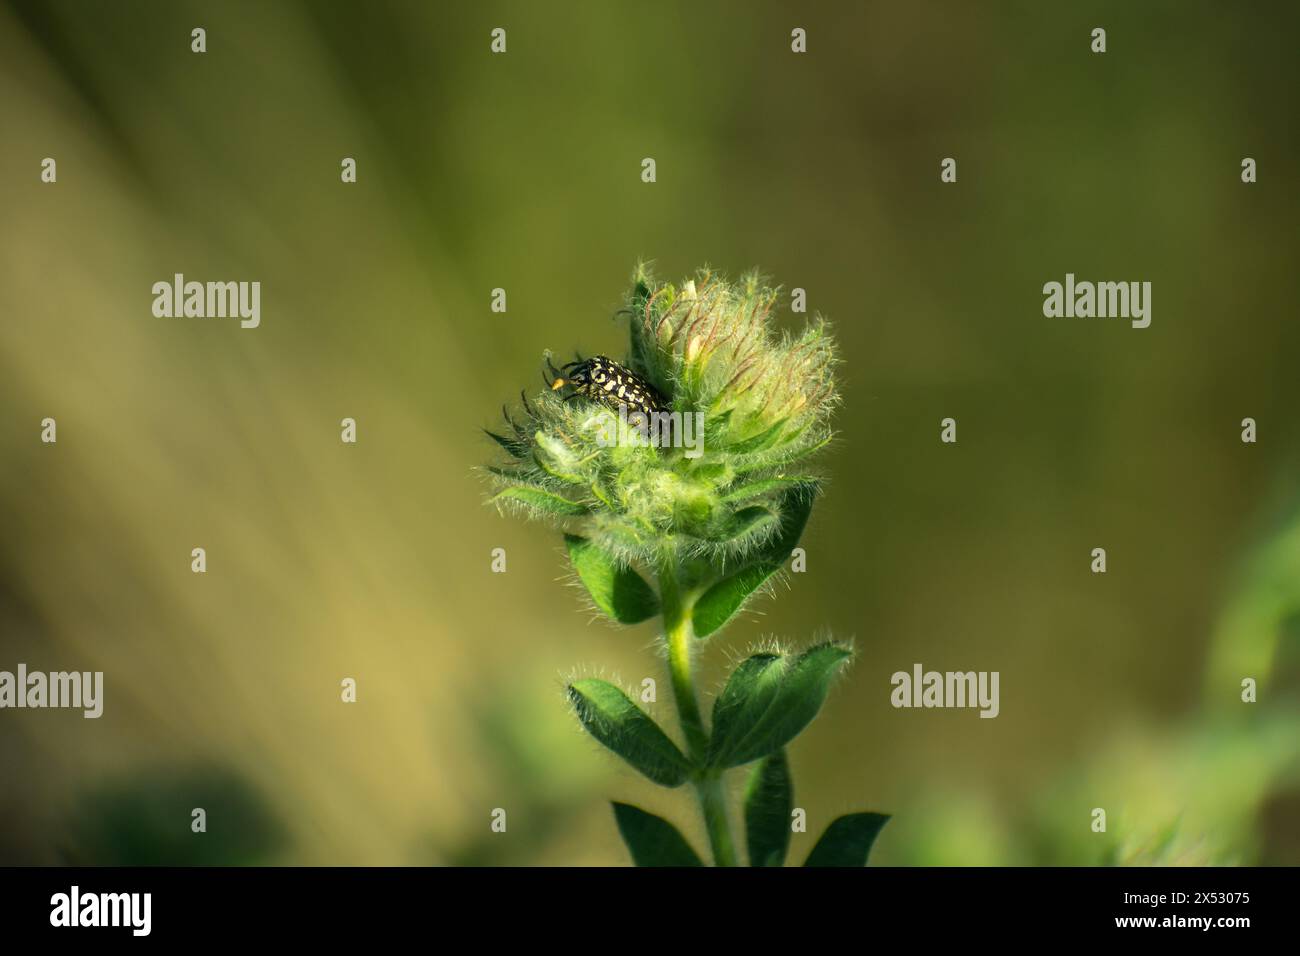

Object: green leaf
[483,428,526,459]
[707,642,853,768]
[755,484,817,563]
[611,802,703,867]
[714,505,777,542]
[491,486,589,516]
[702,409,733,445]
[720,477,817,506]
[565,535,660,624]
[691,486,816,639]
[708,654,786,764]
[732,430,833,475]
[744,750,793,867]
[631,276,651,306]
[804,813,890,867]
[693,565,775,639]
[485,465,531,482]
[671,491,717,537]
[567,680,692,787]
[728,418,789,455]
[533,433,588,484]
[766,430,834,467]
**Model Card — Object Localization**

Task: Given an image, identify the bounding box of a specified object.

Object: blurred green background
[1,0,1297,865]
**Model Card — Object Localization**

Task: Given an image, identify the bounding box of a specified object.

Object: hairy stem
[657,552,737,866]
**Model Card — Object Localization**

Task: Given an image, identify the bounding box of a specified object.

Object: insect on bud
[485,266,838,568]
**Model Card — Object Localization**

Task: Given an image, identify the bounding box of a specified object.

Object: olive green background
[1,0,1297,865]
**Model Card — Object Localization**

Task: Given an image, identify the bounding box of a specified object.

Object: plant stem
[694,773,738,868]
[657,552,738,867]
[660,569,708,759]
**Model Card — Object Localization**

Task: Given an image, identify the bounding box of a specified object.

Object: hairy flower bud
[485,266,839,568]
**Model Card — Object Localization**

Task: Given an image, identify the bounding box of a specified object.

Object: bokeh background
[1,0,1297,865]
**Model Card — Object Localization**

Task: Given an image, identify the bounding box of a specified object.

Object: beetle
[547,355,669,418]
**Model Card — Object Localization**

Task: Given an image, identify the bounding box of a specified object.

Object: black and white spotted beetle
[548,355,669,417]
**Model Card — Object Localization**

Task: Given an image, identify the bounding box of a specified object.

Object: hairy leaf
[728,418,789,455]
[693,565,776,639]
[568,679,692,786]
[721,477,818,506]
[707,642,852,768]
[483,428,526,459]
[565,535,660,624]
[691,486,816,638]
[714,505,778,542]
[491,486,588,516]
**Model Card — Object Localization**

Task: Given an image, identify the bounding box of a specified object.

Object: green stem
[660,571,708,759]
[694,774,738,868]
[658,552,738,867]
